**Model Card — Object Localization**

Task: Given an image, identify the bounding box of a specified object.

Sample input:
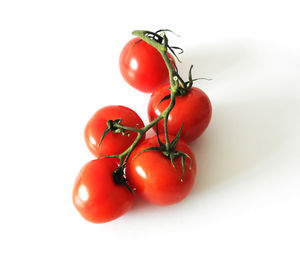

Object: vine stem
[106,30,184,166]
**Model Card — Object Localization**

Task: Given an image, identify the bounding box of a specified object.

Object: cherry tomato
[84,105,144,157]
[72,158,134,223]
[119,37,174,93]
[148,84,212,143]
[126,135,196,206]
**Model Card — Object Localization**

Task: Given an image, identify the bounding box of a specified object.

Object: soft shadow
[130,194,155,212]
[128,41,300,212]
[177,40,254,78]
[190,95,299,194]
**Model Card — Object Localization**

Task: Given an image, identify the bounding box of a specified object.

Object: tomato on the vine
[119,37,174,93]
[72,158,134,223]
[84,105,144,158]
[148,84,212,143]
[126,135,196,206]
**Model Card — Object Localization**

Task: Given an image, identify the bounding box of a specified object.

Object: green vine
[99,30,197,189]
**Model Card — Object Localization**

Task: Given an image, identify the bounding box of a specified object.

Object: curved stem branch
[108,30,183,165]
[113,123,144,133]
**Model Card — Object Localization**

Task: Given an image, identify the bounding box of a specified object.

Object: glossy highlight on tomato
[119,37,174,93]
[148,84,212,143]
[126,135,196,206]
[72,158,134,223]
[84,105,144,157]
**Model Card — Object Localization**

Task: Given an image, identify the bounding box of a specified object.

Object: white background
[0,0,300,254]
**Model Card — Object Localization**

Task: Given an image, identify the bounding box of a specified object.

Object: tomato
[148,84,212,143]
[84,105,144,157]
[119,37,174,93]
[72,158,134,223]
[126,135,196,206]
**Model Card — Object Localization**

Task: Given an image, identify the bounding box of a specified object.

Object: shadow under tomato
[190,92,300,194]
[177,40,254,80]
[128,191,194,216]
[127,40,300,211]
[129,194,154,212]
[176,40,300,195]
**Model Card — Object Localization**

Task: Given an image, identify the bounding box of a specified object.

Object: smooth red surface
[119,37,173,93]
[72,158,134,223]
[84,105,144,157]
[148,84,212,143]
[126,135,196,206]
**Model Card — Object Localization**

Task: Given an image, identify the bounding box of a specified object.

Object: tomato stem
[115,31,185,163]
[100,30,195,185]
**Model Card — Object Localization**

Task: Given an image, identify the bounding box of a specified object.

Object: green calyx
[99,119,130,146]
[133,29,184,64]
[134,125,192,181]
[113,166,133,193]
[155,65,213,108]
[155,65,198,109]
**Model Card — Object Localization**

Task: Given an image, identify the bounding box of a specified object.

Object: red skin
[119,37,174,93]
[72,158,134,223]
[84,105,144,158]
[148,84,212,143]
[126,135,196,206]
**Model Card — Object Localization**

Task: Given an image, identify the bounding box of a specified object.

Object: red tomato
[148,84,212,143]
[72,158,134,223]
[119,37,174,93]
[126,135,196,206]
[84,105,144,157]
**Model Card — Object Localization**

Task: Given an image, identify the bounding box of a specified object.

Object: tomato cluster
[72,30,212,223]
